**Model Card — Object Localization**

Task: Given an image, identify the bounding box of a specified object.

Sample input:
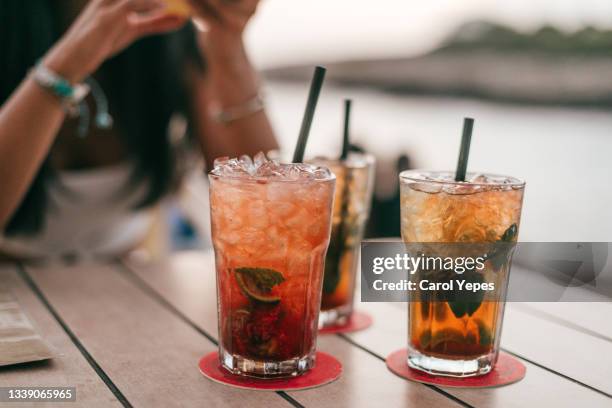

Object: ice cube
[469,173,489,184]
[313,167,331,179]
[409,182,443,194]
[213,156,230,169]
[239,155,254,174]
[443,183,480,195]
[254,161,278,178]
[254,151,268,168]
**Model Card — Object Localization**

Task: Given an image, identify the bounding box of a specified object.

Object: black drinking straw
[292,66,327,163]
[340,99,352,160]
[455,117,475,182]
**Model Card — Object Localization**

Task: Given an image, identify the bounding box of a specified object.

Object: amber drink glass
[312,153,375,327]
[400,171,525,377]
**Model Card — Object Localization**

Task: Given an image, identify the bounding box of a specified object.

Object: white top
[0,162,153,260]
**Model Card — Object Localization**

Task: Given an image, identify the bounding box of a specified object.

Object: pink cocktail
[209,154,335,377]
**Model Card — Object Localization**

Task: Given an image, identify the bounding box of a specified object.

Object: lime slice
[235,268,285,304]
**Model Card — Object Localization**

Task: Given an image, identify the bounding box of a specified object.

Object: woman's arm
[0,0,186,229]
[0,65,68,230]
[187,0,278,168]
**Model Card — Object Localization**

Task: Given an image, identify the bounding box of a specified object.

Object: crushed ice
[407,172,522,194]
[212,152,332,181]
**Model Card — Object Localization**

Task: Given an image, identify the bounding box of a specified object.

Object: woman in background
[0,0,277,258]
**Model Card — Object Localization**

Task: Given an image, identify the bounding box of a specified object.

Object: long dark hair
[0,0,203,236]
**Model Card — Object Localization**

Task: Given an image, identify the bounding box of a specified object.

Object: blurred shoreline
[263,80,612,242]
[264,22,612,108]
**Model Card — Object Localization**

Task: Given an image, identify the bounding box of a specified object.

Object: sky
[244,0,612,68]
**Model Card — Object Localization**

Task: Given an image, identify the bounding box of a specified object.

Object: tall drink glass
[209,156,335,377]
[399,171,525,377]
[312,153,375,327]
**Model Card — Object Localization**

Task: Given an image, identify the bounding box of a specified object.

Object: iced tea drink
[400,171,525,377]
[209,154,335,377]
[312,154,375,327]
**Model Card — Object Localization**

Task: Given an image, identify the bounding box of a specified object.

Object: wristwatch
[31,64,90,115]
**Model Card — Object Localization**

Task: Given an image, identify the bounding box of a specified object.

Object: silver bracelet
[210,94,265,125]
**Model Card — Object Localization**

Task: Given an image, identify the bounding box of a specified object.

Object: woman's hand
[185,0,278,168]
[44,0,188,83]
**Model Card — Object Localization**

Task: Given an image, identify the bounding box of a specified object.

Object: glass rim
[209,165,336,184]
[309,152,376,169]
[399,170,525,188]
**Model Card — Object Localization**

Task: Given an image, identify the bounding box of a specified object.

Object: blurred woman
[0,0,277,258]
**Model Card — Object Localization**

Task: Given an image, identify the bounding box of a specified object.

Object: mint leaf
[500,223,518,242]
[477,319,493,347]
[235,268,285,293]
[448,225,517,319]
[448,301,467,319]
[448,270,486,318]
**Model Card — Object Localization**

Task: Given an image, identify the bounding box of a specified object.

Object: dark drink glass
[312,153,375,327]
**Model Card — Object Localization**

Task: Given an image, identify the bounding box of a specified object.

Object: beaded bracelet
[31,64,90,115]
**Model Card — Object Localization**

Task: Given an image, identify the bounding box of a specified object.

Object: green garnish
[448,301,467,319]
[477,319,493,347]
[486,223,519,269]
[448,268,486,318]
[234,268,285,304]
[448,223,518,319]
[500,223,518,242]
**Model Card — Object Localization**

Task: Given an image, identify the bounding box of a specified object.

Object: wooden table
[1,251,611,407]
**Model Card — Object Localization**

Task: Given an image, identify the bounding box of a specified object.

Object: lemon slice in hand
[162,0,193,17]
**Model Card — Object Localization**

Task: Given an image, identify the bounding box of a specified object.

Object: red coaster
[199,351,342,391]
[386,349,526,388]
[319,310,373,335]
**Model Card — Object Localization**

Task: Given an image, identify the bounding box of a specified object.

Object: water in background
[264,80,612,242]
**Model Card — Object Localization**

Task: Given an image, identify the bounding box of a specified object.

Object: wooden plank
[502,305,612,395]
[0,265,120,407]
[504,263,612,342]
[23,262,289,408]
[123,251,464,408]
[509,302,612,341]
[360,301,612,407]
[311,336,459,407]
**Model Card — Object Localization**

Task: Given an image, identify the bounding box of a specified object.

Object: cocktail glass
[209,155,335,377]
[312,153,375,327]
[400,171,525,377]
